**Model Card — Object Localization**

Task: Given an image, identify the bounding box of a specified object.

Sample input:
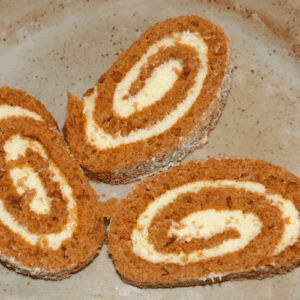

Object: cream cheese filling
[114,59,183,118]
[0,105,42,122]
[0,130,77,249]
[83,30,208,150]
[131,180,300,264]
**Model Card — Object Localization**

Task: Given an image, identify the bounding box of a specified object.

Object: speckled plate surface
[0,0,300,299]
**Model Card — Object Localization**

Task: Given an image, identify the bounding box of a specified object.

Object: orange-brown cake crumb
[108,158,300,288]
[99,198,119,221]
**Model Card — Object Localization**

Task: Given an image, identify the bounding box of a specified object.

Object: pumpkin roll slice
[64,15,232,185]
[0,87,104,280]
[108,158,300,288]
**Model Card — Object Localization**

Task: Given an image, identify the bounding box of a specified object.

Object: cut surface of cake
[108,158,300,287]
[0,87,104,279]
[64,14,232,184]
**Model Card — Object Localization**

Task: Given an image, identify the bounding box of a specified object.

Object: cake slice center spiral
[0,107,77,250]
[131,180,300,264]
[83,30,208,150]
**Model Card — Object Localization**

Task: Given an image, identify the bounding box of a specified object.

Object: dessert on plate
[64,14,232,184]
[108,158,300,287]
[0,87,104,279]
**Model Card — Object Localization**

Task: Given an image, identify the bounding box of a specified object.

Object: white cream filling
[168,209,261,245]
[131,180,300,264]
[10,166,51,214]
[0,105,42,122]
[4,135,47,161]
[114,59,183,118]
[0,134,77,250]
[83,31,208,150]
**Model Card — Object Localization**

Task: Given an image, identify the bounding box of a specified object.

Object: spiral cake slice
[108,158,300,288]
[64,15,232,184]
[0,87,104,279]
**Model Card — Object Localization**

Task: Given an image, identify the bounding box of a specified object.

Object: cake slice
[108,158,300,287]
[64,15,232,184]
[0,87,104,279]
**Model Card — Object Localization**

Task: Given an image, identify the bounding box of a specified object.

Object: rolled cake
[0,87,104,279]
[108,158,300,288]
[64,15,232,184]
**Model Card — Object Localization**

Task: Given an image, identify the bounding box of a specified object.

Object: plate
[0,0,300,299]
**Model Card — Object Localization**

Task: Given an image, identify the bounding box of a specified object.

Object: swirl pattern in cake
[0,87,104,279]
[64,15,232,184]
[108,158,300,288]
